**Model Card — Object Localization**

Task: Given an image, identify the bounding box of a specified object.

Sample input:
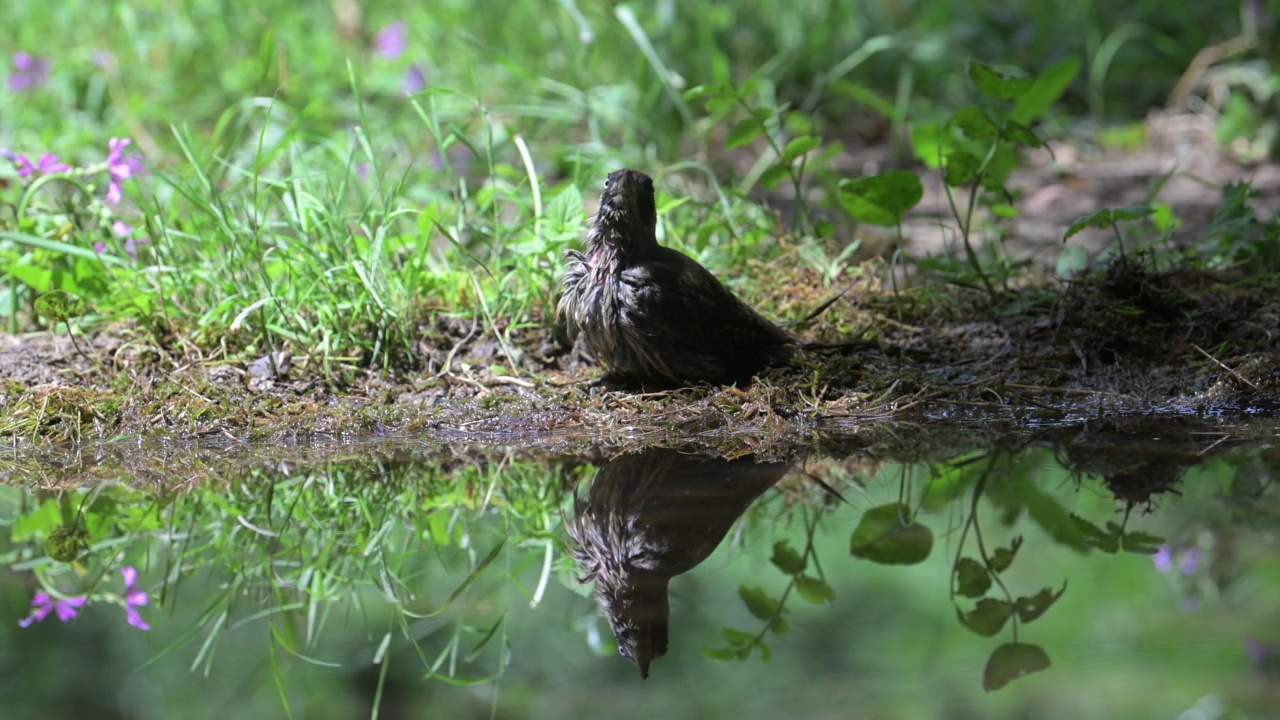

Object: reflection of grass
[0,440,1277,715]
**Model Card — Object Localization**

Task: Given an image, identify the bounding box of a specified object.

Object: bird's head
[589,169,658,258]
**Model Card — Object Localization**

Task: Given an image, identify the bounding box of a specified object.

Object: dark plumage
[566,449,792,679]
[557,169,795,385]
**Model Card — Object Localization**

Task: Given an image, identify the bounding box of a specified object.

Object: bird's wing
[619,250,792,371]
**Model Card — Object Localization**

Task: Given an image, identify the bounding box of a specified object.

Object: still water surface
[2,417,1277,719]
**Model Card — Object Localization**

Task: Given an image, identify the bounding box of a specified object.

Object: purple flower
[123,237,150,260]
[1153,545,1173,574]
[121,566,150,630]
[94,241,108,254]
[18,591,87,627]
[403,63,426,95]
[12,153,70,177]
[375,22,408,60]
[105,137,143,204]
[10,52,50,92]
[112,220,132,237]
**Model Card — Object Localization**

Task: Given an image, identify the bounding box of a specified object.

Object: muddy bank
[3,261,1277,455]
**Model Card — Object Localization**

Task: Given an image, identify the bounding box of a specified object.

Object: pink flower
[12,153,70,177]
[105,137,144,204]
[10,52,50,92]
[375,22,408,60]
[121,566,150,630]
[112,220,132,237]
[18,592,87,627]
[403,64,426,95]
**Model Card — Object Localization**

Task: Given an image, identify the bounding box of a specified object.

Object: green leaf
[838,171,924,227]
[1013,56,1081,125]
[739,585,783,621]
[949,107,997,140]
[944,150,981,187]
[8,264,54,293]
[545,185,586,239]
[983,643,1051,691]
[770,540,806,575]
[1014,583,1067,623]
[1064,205,1152,242]
[35,290,88,324]
[683,84,729,102]
[758,163,791,190]
[969,60,1034,101]
[954,557,992,598]
[726,118,764,149]
[988,537,1022,573]
[1112,204,1155,223]
[911,121,950,169]
[849,502,934,564]
[781,135,821,162]
[1002,119,1043,148]
[957,598,1012,637]
[794,575,836,604]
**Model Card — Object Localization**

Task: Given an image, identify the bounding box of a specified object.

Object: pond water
[2,417,1278,719]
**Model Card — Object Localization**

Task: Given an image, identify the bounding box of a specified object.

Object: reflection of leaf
[1014,583,1067,623]
[987,482,1089,552]
[722,627,757,646]
[739,585,784,622]
[1071,514,1119,553]
[983,643,1051,691]
[1121,531,1165,554]
[770,540,806,575]
[703,646,740,661]
[957,598,1012,637]
[850,503,934,565]
[989,537,1022,573]
[13,500,62,541]
[923,451,987,509]
[795,575,836,604]
[955,558,992,598]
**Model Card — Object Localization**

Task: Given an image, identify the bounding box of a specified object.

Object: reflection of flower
[1154,545,1201,576]
[1177,548,1200,575]
[121,566,150,630]
[18,592,87,627]
[10,52,50,92]
[375,22,408,60]
[1153,545,1173,573]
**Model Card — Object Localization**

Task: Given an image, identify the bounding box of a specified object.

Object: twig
[1192,344,1259,390]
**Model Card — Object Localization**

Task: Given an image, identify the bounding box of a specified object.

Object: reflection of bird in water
[557,169,796,385]
[566,448,793,678]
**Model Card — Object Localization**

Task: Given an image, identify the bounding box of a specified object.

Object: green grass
[0,0,1263,373]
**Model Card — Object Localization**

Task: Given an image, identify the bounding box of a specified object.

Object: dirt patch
[2,258,1276,454]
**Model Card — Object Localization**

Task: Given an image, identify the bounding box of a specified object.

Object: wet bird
[557,169,796,386]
